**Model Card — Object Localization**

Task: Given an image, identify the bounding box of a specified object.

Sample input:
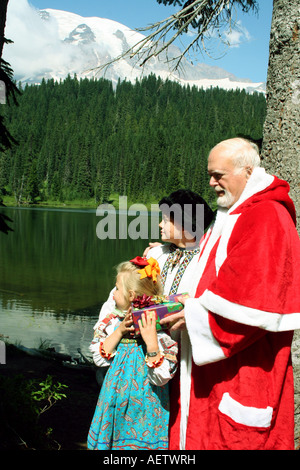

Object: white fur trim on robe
[201,289,300,332]
[185,298,226,366]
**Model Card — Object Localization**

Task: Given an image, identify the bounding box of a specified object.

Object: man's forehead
[207,149,234,172]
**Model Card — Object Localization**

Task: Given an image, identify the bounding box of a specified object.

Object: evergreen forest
[0,74,266,207]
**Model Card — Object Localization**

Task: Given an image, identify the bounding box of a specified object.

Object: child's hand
[119,308,134,336]
[138,311,160,356]
[102,308,135,356]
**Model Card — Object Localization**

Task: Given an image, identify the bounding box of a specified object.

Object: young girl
[87,256,178,450]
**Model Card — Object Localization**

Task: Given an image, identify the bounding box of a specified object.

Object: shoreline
[1,196,161,212]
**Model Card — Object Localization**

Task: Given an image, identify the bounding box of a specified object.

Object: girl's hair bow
[130,256,160,283]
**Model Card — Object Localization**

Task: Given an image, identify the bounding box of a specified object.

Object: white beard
[216,189,235,208]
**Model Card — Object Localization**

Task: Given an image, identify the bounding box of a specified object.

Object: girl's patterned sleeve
[147,331,178,386]
[89,312,119,367]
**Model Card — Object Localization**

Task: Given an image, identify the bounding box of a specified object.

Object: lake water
[0,206,158,358]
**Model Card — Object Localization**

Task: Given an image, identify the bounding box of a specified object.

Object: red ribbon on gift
[132,294,154,309]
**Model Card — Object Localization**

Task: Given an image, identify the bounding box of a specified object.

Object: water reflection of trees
[0,208,157,315]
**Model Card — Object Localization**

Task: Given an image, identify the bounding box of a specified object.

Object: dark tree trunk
[0,0,9,58]
[261,0,300,227]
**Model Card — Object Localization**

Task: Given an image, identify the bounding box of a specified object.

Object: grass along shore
[1,194,162,212]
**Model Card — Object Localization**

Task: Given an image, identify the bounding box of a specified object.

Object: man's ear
[246,166,253,179]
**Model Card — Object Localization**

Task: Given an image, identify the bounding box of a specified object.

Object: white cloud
[3,0,82,81]
[224,20,251,48]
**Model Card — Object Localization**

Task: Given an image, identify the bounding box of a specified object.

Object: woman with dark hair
[149,189,214,297]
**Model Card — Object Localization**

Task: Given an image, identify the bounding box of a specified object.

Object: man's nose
[209,175,218,186]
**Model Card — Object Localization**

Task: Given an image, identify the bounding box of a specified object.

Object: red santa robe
[169,167,300,450]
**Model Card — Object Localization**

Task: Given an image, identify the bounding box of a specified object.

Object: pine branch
[90,0,258,75]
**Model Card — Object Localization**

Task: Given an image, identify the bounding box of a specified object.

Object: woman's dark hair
[159,189,214,235]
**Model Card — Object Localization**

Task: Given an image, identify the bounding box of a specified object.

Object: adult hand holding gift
[159,295,187,332]
[131,292,189,335]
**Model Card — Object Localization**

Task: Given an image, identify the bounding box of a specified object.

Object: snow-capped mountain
[4,6,265,93]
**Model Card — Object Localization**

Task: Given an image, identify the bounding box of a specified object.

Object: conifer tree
[1,76,266,206]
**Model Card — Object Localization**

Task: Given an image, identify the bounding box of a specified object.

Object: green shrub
[0,373,67,450]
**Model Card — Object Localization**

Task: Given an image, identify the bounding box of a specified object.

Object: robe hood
[230,169,296,226]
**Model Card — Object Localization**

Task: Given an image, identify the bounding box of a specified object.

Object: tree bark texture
[261,0,300,227]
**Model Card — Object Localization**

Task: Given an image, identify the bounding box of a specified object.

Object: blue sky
[25,0,273,83]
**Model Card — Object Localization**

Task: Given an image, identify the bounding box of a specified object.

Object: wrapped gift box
[132,292,189,335]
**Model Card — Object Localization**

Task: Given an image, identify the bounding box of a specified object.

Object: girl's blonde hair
[116,261,163,308]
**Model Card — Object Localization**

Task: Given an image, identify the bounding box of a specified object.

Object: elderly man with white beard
[161,137,300,450]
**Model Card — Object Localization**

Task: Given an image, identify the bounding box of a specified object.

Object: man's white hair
[212,138,261,170]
